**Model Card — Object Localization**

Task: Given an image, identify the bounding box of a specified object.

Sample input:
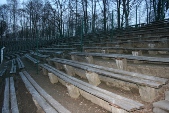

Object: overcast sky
[0,0,7,5]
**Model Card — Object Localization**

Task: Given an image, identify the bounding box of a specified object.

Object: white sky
[0,0,7,5]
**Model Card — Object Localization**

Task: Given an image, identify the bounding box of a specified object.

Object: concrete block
[54,62,63,70]
[153,100,169,112]
[66,84,80,99]
[115,59,127,70]
[71,55,76,61]
[79,89,112,112]
[156,67,166,78]
[85,72,101,86]
[158,51,168,54]
[74,68,86,78]
[165,91,169,101]
[84,50,89,53]
[46,58,53,65]
[58,78,66,86]
[33,98,45,113]
[94,60,113,68]
[139,86,160,102]
[148,43,155,48]
[127,66,137,73]
[85,56,94,64]
[111,106,129,113]
[108,49,117,53]
[101,50,110,59]
[101,50,106,54]
[148,51,158,55]
[132,51,142,56]
[99,76,138,91]
[116,50,124,54]
[63,65,75,76]
[48,73,58,84]
[115,45,120,47]
[140,66,151,75]
[42,68,48,76]
[153,107,168,113]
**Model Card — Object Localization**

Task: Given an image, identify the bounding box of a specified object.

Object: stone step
[165,91,169,101]
[153,100,169,113]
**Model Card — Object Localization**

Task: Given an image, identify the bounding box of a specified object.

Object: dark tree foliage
[0,20,7,38]
[153,0,169,21]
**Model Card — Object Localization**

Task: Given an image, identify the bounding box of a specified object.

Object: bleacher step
[153,100,169,113]
[165,91,169,101]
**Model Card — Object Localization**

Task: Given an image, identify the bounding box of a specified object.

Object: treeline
[0,0,168,39]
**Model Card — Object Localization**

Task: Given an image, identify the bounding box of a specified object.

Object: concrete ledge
[165,91,169,101]
[153,107,168,113]
[153,100,169,112]
[139,86,161,102]
[64,65,75,76]
[79,89,112,112]
[111,106,128,113]
[48,73,58,84]
[115,59,127,70]
[42,68,48,76]
[66,84,80,99]
[148,51,158,55]
[33,98,45,113]
[85,56,94,64]
[100,76,138,91]
[74,68,86,79]
[85,71,101,86]
[58,78,67,86]
[54,62,63,70]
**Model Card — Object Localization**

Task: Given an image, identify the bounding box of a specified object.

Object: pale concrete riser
[153,107,168,113]
[153,100,169,112]
[165,91,169,101]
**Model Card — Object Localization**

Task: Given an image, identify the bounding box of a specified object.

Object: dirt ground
[0,55,167,113]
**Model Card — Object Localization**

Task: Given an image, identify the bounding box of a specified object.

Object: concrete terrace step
[153,100,169,113]
[165,91,169,101]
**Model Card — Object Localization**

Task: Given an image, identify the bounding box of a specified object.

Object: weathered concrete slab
[111,106,128,113]
[148,43,155,48]
[132,51,142,56]
[139,86,161,102]
[127,65,169,78]
[42,68,48,76]
[85,56,94,63]
[79,89,112,112]
[153,100,169,112]
[74,68,86,79]
[132,51,143,63]
[48,73,58,84]
[58,78,67,86]
[66,84,80,99]
[100,76,138,91]
[101,50,110,59]
[153,107,168,113]
[158,51,168,54]
[46,58,53,65]
[71,55,76,61]
[148,51,158,55]
[54,62,63,70]
[115,59,127,70]
[85,72,101,86]
[33,98,45,113]
[165,91,169,101]
[63,65,75,76]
